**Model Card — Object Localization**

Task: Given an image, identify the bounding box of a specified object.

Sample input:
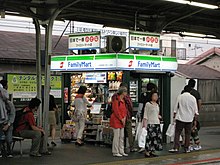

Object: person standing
[140,83,157,121]
[139,83,157,153]
[72,86,92,146]
[113,83,136,152]
[15,98,51,157]
[143,91,163,157]
[169,85,199,153]
[0,80,15,158]
[110,86,128,157]
[0,82,9,158]
[48,94,58,147]
[188,79,202,151]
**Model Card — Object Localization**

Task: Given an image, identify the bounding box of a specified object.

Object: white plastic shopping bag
[166,123,175,137]
[135,122,142,141]
[160,123,164,133]
[138,128,148,148]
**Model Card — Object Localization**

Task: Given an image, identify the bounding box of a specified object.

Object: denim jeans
[4,125,13,154]
[0,124,5,153]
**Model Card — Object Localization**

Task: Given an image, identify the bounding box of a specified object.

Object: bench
[12,136,24,156]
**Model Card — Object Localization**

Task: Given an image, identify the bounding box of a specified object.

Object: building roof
[187,47,220,65]
[177,64,220,79]
[0,31,68,62]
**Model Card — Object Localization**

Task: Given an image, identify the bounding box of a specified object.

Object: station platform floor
[1,126,220,165]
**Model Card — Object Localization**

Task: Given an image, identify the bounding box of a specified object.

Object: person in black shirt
[188,79,202,151]
[49,94,58,147]
[188,79,202,111]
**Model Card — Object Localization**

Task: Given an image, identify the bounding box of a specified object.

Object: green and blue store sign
[51,54,177,72]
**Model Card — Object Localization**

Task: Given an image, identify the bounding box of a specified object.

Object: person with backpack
[15,98,51,157]
[0,80,15,158]
[110,86,128,157]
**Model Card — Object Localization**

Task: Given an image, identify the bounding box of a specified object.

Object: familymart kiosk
[51,53,177,143]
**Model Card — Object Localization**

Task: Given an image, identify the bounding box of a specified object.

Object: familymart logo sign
[68,61,92,68]
[137,61,160,69]
[135,55,161,70]
[51,54,177,72]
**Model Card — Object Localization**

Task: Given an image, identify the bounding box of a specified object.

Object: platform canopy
[1,0,220,38]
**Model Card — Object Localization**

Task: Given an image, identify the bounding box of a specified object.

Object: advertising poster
[7,74,62,99]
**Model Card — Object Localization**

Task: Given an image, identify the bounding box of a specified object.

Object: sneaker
[30,153,42,157]
[113,153,123,157]
[51,141,57,147]
[185,149,191,153]
[189,145,194,151]
[40,151,52,155]
[194,145,202,151]
[138,148,145,153]
[120,153,128,157]
[130,148,138,152]
[7,154,13,158]
[169,149,178,153]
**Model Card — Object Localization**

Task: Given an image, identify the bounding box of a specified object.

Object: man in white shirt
[169,85,199,153]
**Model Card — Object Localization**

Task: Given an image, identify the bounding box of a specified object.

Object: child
[190,118,202,151]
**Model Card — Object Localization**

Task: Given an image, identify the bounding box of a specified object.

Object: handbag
[138,128,148,148]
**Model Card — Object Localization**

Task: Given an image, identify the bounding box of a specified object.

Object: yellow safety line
[90,149,220,165]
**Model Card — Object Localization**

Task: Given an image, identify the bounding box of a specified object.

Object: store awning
[51,54,177,72]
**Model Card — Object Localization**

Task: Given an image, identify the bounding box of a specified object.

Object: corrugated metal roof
[177,64,220,79]
[0,31,68,60]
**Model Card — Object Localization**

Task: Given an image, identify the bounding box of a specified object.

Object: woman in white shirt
[72,86,92,146]
[143,91,163,157]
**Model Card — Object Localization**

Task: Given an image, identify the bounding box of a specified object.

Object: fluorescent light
[164,0,219,9]
[179,32,216,39]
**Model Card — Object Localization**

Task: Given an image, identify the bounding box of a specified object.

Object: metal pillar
[161,74,171,143]
[33,18,42,127]
[42,0,83,144]
[43,21,53,143]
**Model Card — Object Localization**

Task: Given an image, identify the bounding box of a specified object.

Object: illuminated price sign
[68,32,101,50]
[129,31,160,50]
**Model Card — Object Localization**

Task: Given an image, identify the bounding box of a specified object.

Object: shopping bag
[166,123,175,137]
[138,128,148,148]
[160,123,164,133]
[135,122,142,141]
